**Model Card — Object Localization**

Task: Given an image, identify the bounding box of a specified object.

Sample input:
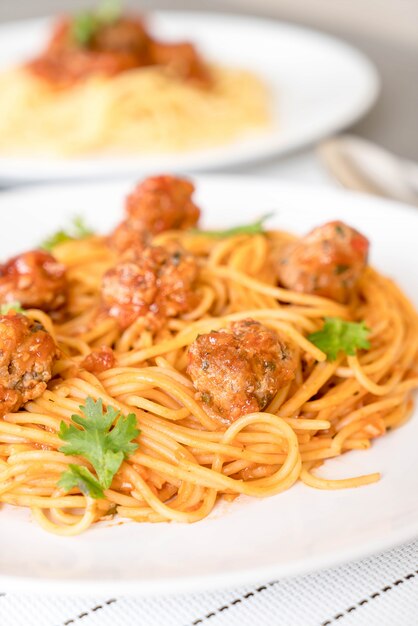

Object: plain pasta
[0,66,270,156]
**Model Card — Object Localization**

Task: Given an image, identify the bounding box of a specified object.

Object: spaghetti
[0,176,417,536]
[0,66,269,156]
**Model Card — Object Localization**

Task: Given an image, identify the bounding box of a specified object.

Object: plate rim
[0,522,417,597]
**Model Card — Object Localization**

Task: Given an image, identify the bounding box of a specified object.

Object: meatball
[278,221,369,303]
[150,41,210,84]
[109,176,200,258]
[0,312,57,417]
[108,220,149,259]
[0,250,67,312]
[187,319,298,423]
[81,346,116,374]
[101,245,199,329]
[91,18,151,58]
[125,175,200,235]
[45,17,150,57]
[27,16,210,87]
[27,17,151,86]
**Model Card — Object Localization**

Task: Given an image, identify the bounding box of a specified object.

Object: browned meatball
[278,221,369,303]
[27,16,210,87]
[81,346,116,374]
[107,220,149,259]
[109,176,200,258]
[91,18,151,57]
[101,245,199,329]
[27,18,146,86]
[45,17,150,57]
[0,250,67,312]
[0,312,57,417]
[125,175,200,235]
[150,41,211,85]
[187,319,298,423]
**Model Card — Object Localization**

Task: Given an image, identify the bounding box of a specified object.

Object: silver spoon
[318,135,418,207]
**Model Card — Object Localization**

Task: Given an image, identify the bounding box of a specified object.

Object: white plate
[0,12,379,182]
[0,176,417,595]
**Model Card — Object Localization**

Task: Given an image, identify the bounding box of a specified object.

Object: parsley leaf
[308,317,371,361]
[72,0,122,47]
[191,213,273,239]
[58,464,105,499]
[71,12,99,47]
[0,301,25,315]
[58,397,139,499]
[40,216,94,252]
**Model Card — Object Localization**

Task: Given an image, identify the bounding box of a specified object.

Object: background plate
[0,176,417,595]
[0,12,379,181]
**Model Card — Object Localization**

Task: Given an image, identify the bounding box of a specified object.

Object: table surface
[1,538,418,626]
[0,0,417,160]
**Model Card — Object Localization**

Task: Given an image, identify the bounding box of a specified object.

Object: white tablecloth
[1,539,417,626]
[1,150,416,626]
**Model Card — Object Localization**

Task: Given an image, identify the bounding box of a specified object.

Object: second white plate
[0,176,416,595]
[0,12,379,181]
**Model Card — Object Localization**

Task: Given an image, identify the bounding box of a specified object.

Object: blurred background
[1,0,417,159]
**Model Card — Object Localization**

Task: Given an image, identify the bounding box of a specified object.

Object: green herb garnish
[58,397,139,499]
[72,13,99,47]
[59,464,106,499]
[0,301,25,315]
[71,0,122,47]
[40,216,94,252]
[308,317,371,361]
[191,213,273,239]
